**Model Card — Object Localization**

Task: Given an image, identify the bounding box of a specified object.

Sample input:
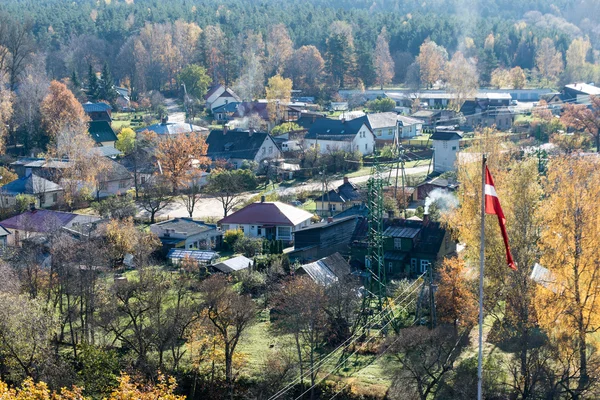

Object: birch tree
[374,27,394,89]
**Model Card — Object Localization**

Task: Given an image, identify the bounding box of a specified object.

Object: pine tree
[100,62,117,103]
[87,64,100,101]
[71,70,80,89]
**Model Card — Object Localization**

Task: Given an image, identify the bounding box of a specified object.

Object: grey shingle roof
[152,218,219,236]
[1,174,62,195]
[82,102,112,113]
[206,129,272,160]
[305,116,370,141]
[366,112,398,130]
[430,131,463,141]
[139,122,208,135]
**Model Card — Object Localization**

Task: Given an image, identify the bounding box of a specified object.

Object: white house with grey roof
[431,129,462,173]
[397,115,424,138]
[150,218,223,250]
[365,112,399,144]
[0,173,63,209]
[304,116,375,155]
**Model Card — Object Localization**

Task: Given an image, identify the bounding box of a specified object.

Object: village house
[114,86,131,110]
[431,128,462,173]
[296,252,352,286]
[150,218,223,252]
[204,85,242,112]
[290,215,359,261]
[410,110,441,131]
[0,208,101,247]
[89,120,118,148]
[206,128,282,169]
[82,102,112,122]
[416,176,458,201]
[397,115,424,138]
[218,198,313,243]
[212,101,241,122]
[0,173,63,209]
[314,177,362,217]
[351,215,455,278]
[365,112,399,145]
[0,225,9,248]
[563,82,600,103]
[138,118,208,136]
[304,116,375,155]
[94,159,134,199]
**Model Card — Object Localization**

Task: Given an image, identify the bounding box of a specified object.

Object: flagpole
[477,154,487,400]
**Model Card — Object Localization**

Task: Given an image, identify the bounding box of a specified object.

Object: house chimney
[423,212,429,225]
[161,116,168,125]
[388,210,394,219]
[343,176,349,185]
[327,217,333,223]
[261,195,265,203]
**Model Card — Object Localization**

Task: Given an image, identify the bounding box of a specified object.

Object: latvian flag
[484,166,517,270]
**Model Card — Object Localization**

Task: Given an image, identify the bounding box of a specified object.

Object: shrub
[223,229,244,250]
[234,236,263,257]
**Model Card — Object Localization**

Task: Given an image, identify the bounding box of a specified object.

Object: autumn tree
[202,25,226,84]
[178,64,211,100]
[272,276,329,396]
[417,39,448,89]
[566,37,591,70]
[373,27,394,89]
[509,66,527,89]
[435,257,477,332]
[265,74,293,123]
[0,72,12,153]
[561,96,600,152]
[535,156,600,398]
[490,67,511,89]
[104,217,160,268]
[180,170,204,218]
[446,51,478,111]
[206,169,258,217]
[536,38,564,83]
[40,80,88,143]
[115,127,136,154]
[266,24,293,76]
[155,133,209,192]
[199,274,256,397]
[285,45,324,94]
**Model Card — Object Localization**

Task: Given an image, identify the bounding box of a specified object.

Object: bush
[236,270,267,297]
[223,229,244,251]
[234,236,264,257]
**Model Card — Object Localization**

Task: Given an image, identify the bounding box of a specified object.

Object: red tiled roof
[219,202,313,226]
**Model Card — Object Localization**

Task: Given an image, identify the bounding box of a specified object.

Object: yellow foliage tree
[435,256,477,331]
[155,133,209,193]
[536,156,600,396]
[265,74,293,123]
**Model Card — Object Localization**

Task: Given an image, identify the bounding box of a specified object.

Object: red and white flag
[484,166,517,270]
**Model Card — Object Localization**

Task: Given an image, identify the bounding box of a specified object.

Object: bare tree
[200,274,256,399]
[180,171,203,218]
[138,176,174,224]
[0,17,34,89]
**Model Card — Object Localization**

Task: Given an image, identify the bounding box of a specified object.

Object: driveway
[164,98,186,123]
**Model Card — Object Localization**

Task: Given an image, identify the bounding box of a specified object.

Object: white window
[277,226,292,241]
[329,203,336,211]
[52,193,58,203]
[119,180,128,188]
[222,224,230,231]
[388,128,393,135]
[410,258,417,271]
[420,260,430,273]
[262,148,266,154]
[377,130,382,136]
[257,227,262,235]
[394,238,402,249]
[443,141,448,149]
[452,146,457,150]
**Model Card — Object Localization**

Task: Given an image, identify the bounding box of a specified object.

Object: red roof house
[218,200,314,242]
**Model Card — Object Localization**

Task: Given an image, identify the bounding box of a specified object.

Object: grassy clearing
[301,199,316,212]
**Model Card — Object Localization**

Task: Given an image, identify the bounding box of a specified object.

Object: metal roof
[383,226,421,238]
[213,255,253,273]
[167,249,219,262]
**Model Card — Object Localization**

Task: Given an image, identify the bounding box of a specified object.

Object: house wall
[206,86,225,107]
[211,96,237,112]
[96,178,133,198]
[292,218,357,261]
[433,139,459,173]
[399,123,422,138]
[221,219,311,242]
[100,141,116,148]
[373,126,397,142]
[0,189,63,209]
[252,135,283,164]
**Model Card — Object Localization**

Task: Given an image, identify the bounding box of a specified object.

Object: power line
[267,272,426,400]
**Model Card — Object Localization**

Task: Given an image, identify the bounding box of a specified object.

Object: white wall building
[304,117,375,155]
[431,130,462,173]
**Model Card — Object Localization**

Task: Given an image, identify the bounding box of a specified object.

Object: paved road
[142,164,431,220]
[164,98,186,123]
